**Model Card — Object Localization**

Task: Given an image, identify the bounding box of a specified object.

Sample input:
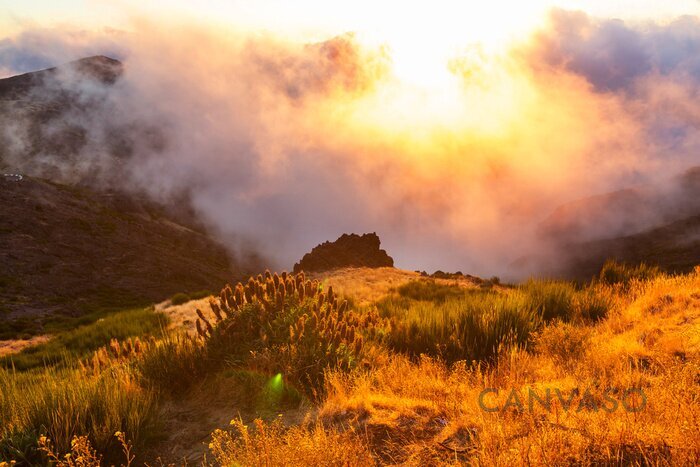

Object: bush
[576,286,613,322]
[170,292,191,306]
[136,333,208,395]
[599,260,662,288]
[521,280,577,322]
[534,321,591,369]
[195,271,386,396]
[386,293,539,364]
[189,290,213,300]
[395,280,466,302]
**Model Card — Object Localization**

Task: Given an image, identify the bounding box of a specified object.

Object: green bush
[170,292,191,306]
[189,290,213,300]
[196,272,384,396]
[386,293,539,364]
[395,280,466,302]
[521,280,577,322]
[170,290,212,306]
[136,333,208,395]
[576,286,613,322]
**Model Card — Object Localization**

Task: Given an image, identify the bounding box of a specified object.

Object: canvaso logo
[478,387,647,413]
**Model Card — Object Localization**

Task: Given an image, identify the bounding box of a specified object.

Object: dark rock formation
[293,233,394,273]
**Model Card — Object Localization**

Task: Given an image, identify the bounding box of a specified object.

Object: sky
[2,1,699,39]
[2,1,700,275]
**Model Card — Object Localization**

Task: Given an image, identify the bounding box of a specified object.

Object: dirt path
[0,335,50,357]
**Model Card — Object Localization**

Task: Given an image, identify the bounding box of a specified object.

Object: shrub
[395,280,466,302]
[534,321,591,369]
[599,260,662,288]
[387,293,539,364]
[195,271,386,395]
[135,334,208,395]
[170,292,191,306]
[575,286,613,322]
[521,280,577,322]
[188,290,212,300]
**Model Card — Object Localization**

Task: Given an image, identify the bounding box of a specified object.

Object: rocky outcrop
[293,233,394,273]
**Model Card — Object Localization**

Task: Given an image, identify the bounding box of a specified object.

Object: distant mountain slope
[539,167,700,245]
[0,176,245,334]
[0,56,122,99]
[558,215,700,279]
[516,167,700,279]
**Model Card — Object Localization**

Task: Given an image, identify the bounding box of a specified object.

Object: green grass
[383,278,613,363]
[598,259,663,288]
[0,316,38,341]
[395,280,467,302]
[2,308,168,371]
[136,333,208,395]
[386,292,539,363]
[520,280,577,322]
[0,364,158,464]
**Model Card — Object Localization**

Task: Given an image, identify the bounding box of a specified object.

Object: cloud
[528,9,700,93]
[2,11,700,278]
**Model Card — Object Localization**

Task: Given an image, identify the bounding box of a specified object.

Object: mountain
[0,176,249,336]
[0,55,165,186]
[0,56,122,99]
[0,58,256,336]
[557,215,700,279]
[539,167,700,245]
[518,166,700,279]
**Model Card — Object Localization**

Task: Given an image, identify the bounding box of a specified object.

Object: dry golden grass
[209,418,375,467]
[310,267,480,306]
[310,270,700,465]
[309,267,422,306]
[154,296,213,334]
[8,267,700,466]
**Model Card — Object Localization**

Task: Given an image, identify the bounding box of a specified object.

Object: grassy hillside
[0,176,245,340]
[1,263,698,465]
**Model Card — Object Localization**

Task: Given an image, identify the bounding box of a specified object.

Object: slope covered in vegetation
[1,262,699,465]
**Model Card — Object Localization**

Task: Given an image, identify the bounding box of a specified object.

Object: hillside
[553,215,700,279]
[539,167,700,245]
[517,166,700,279]
[2,264,698,465]
[0,176,245,338]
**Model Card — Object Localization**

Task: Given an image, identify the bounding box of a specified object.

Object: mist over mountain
[2,8,700,278]
[514,166,700,279]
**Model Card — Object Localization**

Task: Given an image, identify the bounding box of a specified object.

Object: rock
[293,233,394,273]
